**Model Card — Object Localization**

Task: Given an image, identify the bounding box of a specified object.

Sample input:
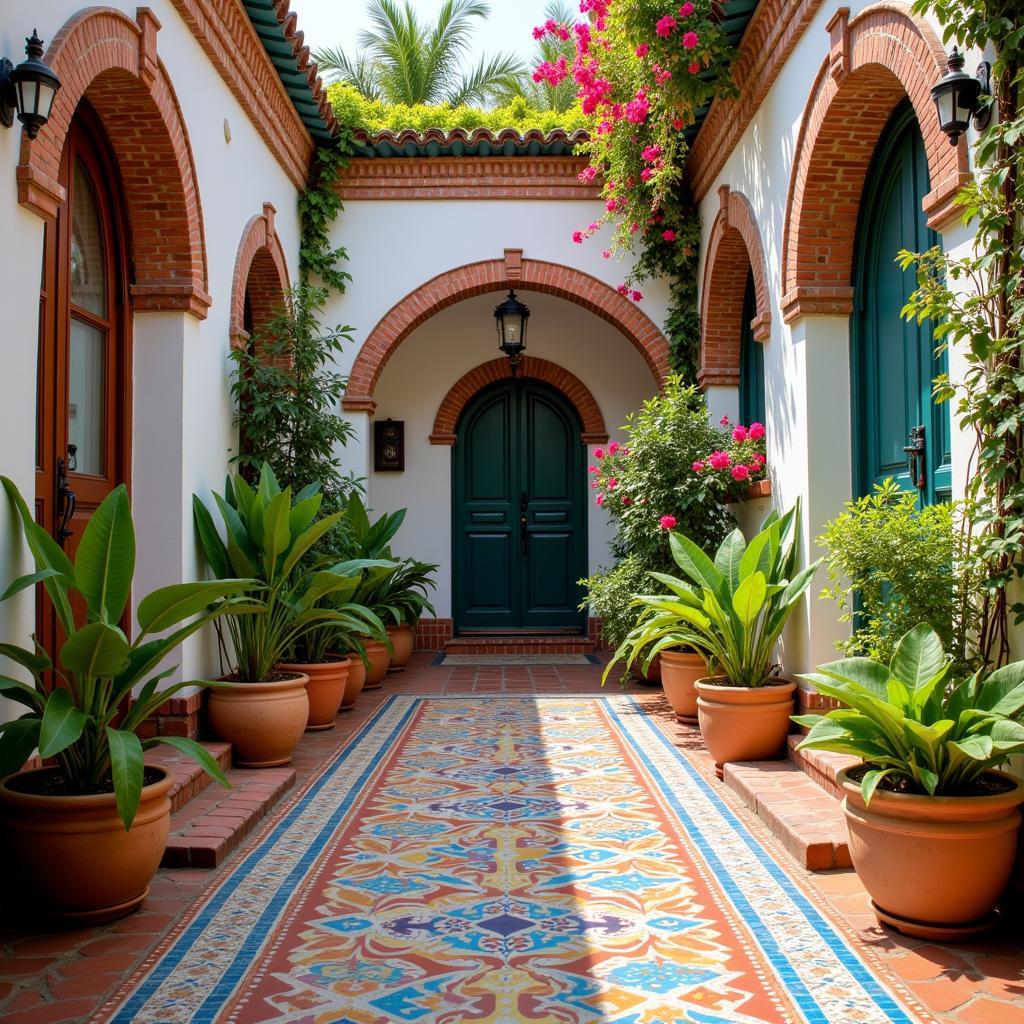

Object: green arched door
[453,379,587,632]
[852,100,951,503]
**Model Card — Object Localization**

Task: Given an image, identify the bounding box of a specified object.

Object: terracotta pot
[632,653,662,686]
[279,659,349,731]
[0,766,173,925]
[340,654,367,710]
[387,624,415,669]
[359,640,392,690]
[695,676,796,776]
[660,650,706,722]
[208,674,309,767]
[839,767,1024,940]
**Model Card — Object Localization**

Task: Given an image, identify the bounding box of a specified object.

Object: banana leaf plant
[341,492,406,559]
[0,477,256,829]
[604,504,821,687]
[192,464,385,682]
[796,624,1024,804]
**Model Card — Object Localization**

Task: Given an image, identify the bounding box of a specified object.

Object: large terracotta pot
[208,674,309,767]
[387,624,415,670]
[660,650,706,723]
[695,677,796,777]
[0,766,173,925]
[839,767,1024,940]
[340,654,367,710]
[359,640,392,691]
[279,659,349,731]
[631,653,661,686]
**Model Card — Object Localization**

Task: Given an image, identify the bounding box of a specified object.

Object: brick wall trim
[430,356,609,445]
[230,204,290,348]
[18,7,211,319]
[699,187,772,388]
[781,2,969,324]
[342,258,670,410]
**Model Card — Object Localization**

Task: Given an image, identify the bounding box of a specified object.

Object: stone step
[445,636,595,656]
[786,734,859,799]
[724,757,851,871]
[144,741,232,815]
[161,766,296,869]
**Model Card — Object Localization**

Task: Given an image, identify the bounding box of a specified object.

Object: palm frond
[449,53,528,107]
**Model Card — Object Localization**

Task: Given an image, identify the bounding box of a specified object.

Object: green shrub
[579,555,653,656]
[817,480,976,669]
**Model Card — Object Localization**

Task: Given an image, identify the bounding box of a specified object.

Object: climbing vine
[901,0,1023,666]
[298,132,355,294]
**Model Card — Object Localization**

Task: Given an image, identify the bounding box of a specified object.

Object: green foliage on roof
[328,84,588,137]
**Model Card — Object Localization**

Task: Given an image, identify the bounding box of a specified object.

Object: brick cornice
[336,156,601,200]
[688,0,827,201]
[168,0,314,188]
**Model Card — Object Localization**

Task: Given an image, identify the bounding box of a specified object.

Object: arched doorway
[851,100,951,503]
[738,270,765,426]
[36,102,131,554]
[453,379,586,632]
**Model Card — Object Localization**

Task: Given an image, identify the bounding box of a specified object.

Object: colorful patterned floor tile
[92,697,934,1024]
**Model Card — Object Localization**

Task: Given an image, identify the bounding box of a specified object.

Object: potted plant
[796,624,1024,940]
[372,559,438,670]
[192,466,366,761]
[633,506,820,772]
[0,478,249,923]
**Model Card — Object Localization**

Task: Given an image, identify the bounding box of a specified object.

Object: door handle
[519,491,528,558]
[55,448,77,546]
[902,425,926,490]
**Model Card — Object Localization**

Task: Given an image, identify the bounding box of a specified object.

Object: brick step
[724,756,851,871]
[162,766,295,869]
[445,636,595,656]
[145,741,232,815]
[786,734,859,799]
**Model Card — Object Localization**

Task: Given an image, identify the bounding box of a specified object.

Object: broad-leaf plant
[0,478,252,829]
[796,623,1024,805]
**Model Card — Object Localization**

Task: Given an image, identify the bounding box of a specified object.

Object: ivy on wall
[298,133,354,294]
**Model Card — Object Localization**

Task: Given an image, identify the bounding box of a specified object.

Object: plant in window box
[0,477,252,924]
[192,465,380,759]
[690,418,768,501]
[614,505,820,771]
[796,624,1024,940]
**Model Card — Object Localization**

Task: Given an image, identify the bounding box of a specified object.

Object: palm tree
[500,1,579,113]
[313,0,527,108]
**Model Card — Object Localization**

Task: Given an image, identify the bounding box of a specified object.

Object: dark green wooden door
[852,100,951,504]
[453,379,587,631]
[739,269,765,426]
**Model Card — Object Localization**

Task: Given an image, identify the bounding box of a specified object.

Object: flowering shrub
[691,417,767,498]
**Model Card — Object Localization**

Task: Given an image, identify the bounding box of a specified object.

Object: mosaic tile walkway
[91,695,935,1024]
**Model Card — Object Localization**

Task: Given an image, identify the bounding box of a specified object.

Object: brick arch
[17,7,211,318]
[699,186,771,387]
[780,3,969,323]
[429,357,609,446]
[342,256,670,411]
[230,203,290,348]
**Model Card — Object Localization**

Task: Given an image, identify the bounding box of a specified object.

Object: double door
[453,380,586,631]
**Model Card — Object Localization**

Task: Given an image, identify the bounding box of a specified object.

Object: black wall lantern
[931,47,991,146]
[494,289,530,375]
[1,31,61,139]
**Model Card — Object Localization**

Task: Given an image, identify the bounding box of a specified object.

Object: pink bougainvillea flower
[731,465,750,481]
[608,441,619,455]
[622,495,632,506]
[709,450,731,469]
[732,425,748,443]
[635,43,650,57]
[572,230,584,244]
[691,460,705,471]
[593,447,605,459]
[753,452,766,465]
[602,249,611,259]
[532,26,546,40]
[683,31,699,49]
[719,415,730,426]
[605,197,618,212]
[656,15,678,36]
[630,290,643,302]
[748,421,766,440]
[672,117,685,130]
[640,168,654,182]
[641,144,662,162]
[659,515,678,530]
[617,283,629,296]
[688,62,701,73]
[596,493,605,507]
[588,465,597,474]
[607,477,618,490]
[679,2,695,15]
[578,165,598,183]
[662,229,677,242]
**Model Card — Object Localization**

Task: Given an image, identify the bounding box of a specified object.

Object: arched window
[738,270,765,426]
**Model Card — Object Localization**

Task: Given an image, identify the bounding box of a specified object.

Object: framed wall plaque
[374,418,405,471]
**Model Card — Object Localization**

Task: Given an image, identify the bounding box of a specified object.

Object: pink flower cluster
[692,420,768,491]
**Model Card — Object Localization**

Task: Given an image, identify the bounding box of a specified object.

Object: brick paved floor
[0,654,1020,1024]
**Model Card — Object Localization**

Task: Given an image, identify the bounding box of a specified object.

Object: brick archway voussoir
[230,203,290,348]
[430,357,609,446]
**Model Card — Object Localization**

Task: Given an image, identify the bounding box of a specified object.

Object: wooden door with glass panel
[35,105,130,646]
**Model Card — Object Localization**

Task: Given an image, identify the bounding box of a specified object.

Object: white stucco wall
[693,0,999,670]
[0,2,304,706]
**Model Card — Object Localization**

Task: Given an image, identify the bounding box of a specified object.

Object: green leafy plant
[371,559,438,627]
[0,478,250,829]
[192,465,381,682]
[299,140,353,294]
[340,492,407,560]
[605,505,820,687]
[817,479,977,670]
[796,624,1024,804]
[580,555,652,654]
[230,284,361,556]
